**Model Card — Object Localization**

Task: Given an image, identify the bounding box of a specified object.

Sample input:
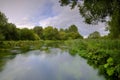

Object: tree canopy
[33,26,43,39]
[0,11,83,41]
[20,28,40,40]
[0,12,8,40]
[59,0,120,38]
[88,31,101,39]
[0,12,8,26]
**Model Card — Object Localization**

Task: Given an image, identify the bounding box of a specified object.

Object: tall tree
[53,28,59,40]
[59,0,120,38]
[2,23,20,40]
[59,28,68,40]
[20,28,40,40]
[0,11,8,40]
[43,26,54,40]
[68,25,83,39]
[43,26,59,40]
[68,25,78,32]
[33,26,43,39]
[88,31,101,39]
[0,11,8,26]
[0,34,5,40]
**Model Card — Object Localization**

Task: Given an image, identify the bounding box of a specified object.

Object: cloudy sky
[0,0,109,37]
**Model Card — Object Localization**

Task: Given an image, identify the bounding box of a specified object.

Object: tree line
[0,11,83,41]
[0,11,110,41]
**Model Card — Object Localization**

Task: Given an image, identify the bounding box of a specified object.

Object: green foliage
[59,0,120,38]
[106,68,115,76]
[33,26,43,39]
[88,31,101,39]
[0,11,8,26]
[59,31,67,40]
[33,33,40,40]
[68,25,78,32]
[107,57,113,63]
[66,39,120,80]
[0,11,83,41]
[42,25,83,40]
[3,23,20,40]
[43,26,57,40]
[59,0,77,9]
[60,0,114,23]
[0,34,5,40]
[67,25,83,39]
[20,28,40,40]
[0,12,8,40]
[109,7,120,38]
[103,57,115,76]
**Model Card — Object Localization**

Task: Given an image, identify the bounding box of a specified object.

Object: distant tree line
[33,25,83,40]
[0,11,83,41]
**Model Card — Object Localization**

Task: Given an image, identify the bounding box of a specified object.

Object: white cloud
[39,1,109,37]
[0,0,49,28]
[0,0,109,37]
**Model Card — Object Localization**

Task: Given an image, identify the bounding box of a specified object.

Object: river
[0,48,105,80]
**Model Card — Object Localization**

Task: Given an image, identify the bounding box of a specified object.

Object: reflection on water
[0,48,105,80]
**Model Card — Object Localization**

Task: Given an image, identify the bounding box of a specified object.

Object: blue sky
[0,0,109,37]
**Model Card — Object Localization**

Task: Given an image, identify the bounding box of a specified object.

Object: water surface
[0,48,105,80]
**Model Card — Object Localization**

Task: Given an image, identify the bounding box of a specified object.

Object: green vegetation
[0,39,120,80]
[58,2,120,79]
[60,0,120,38]
[88,31,101,39]
[65,39,120,80]
[0,11,83,41]
[0,2,120,80]
[0,41,44,51]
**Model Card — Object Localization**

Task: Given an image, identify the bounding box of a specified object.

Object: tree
[68,32,83,39]
[67,25,83,39]
[59,0,120,38]
[2,23,20,40]
[53,28,59,40]
[43,26,59,40]
[0,34,5,40]
[88,31,101,39]
[43,26,53,40]
[68,25,78,32]
[20,28,40,40]
[59,30,67,40]
[0,11,8,26]
[109,9,120,38]
[0,11,8,40]
[33,26,43,39]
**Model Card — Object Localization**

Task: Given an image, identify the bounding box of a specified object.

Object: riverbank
[65,39,120,80]
[0,39,120,80]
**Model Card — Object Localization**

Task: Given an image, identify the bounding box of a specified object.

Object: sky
[0,0,109,37]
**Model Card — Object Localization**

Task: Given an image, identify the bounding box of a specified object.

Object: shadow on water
[0,48,105,80]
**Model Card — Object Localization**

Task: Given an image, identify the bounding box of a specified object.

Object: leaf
[104,63,109,68]
[106,68,115,76]
[107,57,113,63]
